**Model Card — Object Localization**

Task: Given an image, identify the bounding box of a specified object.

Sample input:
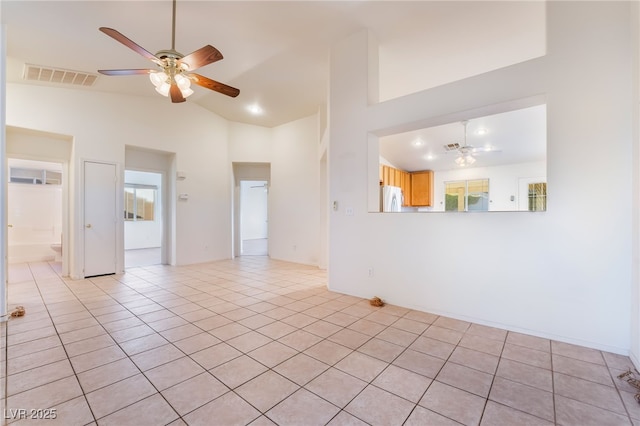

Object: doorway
[232,163,270,258]
[240,180,268,256]
[7,159,63,265]
[125,146,174,267]
[124,170,163,267]
[6,126,72,276]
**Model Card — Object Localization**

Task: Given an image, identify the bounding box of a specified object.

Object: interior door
[84,161,117,277]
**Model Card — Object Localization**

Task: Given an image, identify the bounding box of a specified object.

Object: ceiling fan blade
[99,27,161,65]
[179,45,223,71]
[98,69,154,76]
[170,84,186,103]
[191,73,240,98]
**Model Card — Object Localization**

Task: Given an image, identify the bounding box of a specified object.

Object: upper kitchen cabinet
[401,171,411,206]
[380,165,412,206]
[411,170,433,207]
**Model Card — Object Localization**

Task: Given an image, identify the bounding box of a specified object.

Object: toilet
[50,240,62,262]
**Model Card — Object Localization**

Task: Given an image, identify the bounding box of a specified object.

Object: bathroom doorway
[6,126,72,276]
[124,170,163,267]
[7,159,64,265]
[240,180,268,256]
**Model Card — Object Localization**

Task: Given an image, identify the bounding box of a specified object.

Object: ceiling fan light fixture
[174,73,194,97]
[155,81,171,97]
[97,0,240,103]
[174,73,190,90]
[149,71,168,87]
[180,87,194,98]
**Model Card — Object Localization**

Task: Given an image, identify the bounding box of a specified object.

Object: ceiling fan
[97,0,239,103]
[444,120,500,166]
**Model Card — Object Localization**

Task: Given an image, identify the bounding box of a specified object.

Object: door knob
[85,224,92,229]
[7,224,12,228]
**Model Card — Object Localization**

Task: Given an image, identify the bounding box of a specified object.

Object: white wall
[6,85,232,278]
[329,3,634,354]
[270,116,320,265]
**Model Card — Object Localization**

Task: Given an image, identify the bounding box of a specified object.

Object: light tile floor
[125,248,161,268]
[2,258,639,425]
[242,239,268,256]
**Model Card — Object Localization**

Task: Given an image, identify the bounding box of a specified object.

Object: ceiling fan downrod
[171,0,177,51]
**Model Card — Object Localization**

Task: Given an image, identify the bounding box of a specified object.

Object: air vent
[444,142,461,151]
[23,64,98,87]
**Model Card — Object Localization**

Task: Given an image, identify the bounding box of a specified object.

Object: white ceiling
[2,1,545,129]
[2,2,548,180]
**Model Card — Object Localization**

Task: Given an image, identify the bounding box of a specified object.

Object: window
[445,179,489,212]
[528,182,547,211]
[124,185,156,221]
[9,167,61,185]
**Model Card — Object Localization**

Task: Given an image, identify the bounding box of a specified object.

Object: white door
[84,161,117,277]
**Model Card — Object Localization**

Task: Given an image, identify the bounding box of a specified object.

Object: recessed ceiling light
[247,104,263,115]
[423,154,434,160]
[476,128,488,136]
[412,139,424,147]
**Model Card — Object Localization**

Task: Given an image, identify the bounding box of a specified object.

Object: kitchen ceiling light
[454,121,478,167]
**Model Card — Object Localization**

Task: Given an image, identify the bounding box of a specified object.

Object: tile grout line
[18,262,98,424]
[5,259,637,425]
[37,264,187,424]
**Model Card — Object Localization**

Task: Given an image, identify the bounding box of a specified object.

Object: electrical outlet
[368,268,374,277]
[346,207,354,216]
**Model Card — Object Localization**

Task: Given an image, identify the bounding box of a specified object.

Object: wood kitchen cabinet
[401,171,411,206]
[381,165,396,186]
[410,170,433,206]
[380,165,420,207]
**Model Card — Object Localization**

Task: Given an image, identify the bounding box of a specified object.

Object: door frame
[78,159,122,278]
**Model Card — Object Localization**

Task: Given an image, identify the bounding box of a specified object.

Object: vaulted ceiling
[2,1,545,129]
